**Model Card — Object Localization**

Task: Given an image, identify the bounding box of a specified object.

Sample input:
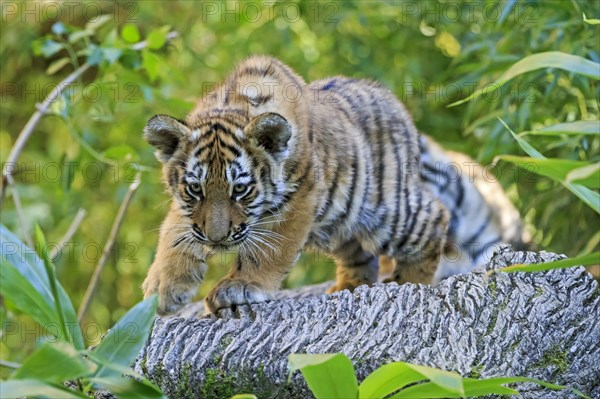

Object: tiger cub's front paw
[142,273,197,316]
[205,278,271,313]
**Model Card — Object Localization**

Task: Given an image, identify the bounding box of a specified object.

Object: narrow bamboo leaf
[498,252,599,273]
[583,13,600,25]
[498,120,600,214]
[92,295,158,378]
[449,52,600,106]
[493,156,591,183]
[231,395,259,399]
[526,121,599,136]
[565,163,600,188]
[1,379,89,398]
[11,342,96,383]
[288,353,358,399]
[359,363,425,398]
[46,57,71,75]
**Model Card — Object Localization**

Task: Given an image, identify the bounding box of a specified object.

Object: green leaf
[231,395,259,399]
[288,353,358,399]
[146,26,171,50]
[494,156,597,187]
[1,379,89,398]
[583,13,600,25]
[526,121,600,136]
[497,252,600,273]
[11,342,96,383]
[68,30,93,44]
[0,261,58,333]
[87,45,103,66]
[449,52,600,106]
[142,50,160,81]
[35,226,80,347]
[101,48,123,64]
[121,24,140,43]
[40,40,64,58]
[88,376,165,399]
[566,163,600,188]
[359,362,434,398]
[388,380,517,398]
[46,57,71,75]
[498,119,600,214]
[0,225,83,349]
[86,15,113,32]
[92,295,158,378]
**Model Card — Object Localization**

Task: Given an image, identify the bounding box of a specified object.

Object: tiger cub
[142,55,451,314]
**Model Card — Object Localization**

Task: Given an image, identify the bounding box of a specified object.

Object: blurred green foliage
[1,0,598,368]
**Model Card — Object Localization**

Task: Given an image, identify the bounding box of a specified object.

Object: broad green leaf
[525,121,599,136]
[35,226,83,348]
[497,252,599,273]
[0,261,58,332]
[583,13,600,25]
[0,379,88,398]
[11,342,96,383]
[358,363,432,398]
[0,225,83,348]
[121,24,140,43]
[92,295,158,378]
[449,52,600,106]
[389,380,517,398]
[46,57,71,75]
[146,26,171,49]
[288,353,358,399]
[142,50,160,81]
[88,376,165,399]
[566,163,600,188]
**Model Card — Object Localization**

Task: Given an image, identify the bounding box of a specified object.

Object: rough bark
[134,246,600,398]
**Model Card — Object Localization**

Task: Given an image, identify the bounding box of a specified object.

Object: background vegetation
[1,0,598,370]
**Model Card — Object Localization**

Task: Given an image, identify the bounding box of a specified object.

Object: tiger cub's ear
[144,115,191,163]
[244,113,292,161]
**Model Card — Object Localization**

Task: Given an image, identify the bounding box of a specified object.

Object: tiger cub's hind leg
[386,197,449,285]
[327,239,379,293]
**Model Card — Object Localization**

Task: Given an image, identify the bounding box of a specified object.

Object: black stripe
[464,212,492,245]
[336,144,359,224]
[396,187,422,250]
[316,163,340,221]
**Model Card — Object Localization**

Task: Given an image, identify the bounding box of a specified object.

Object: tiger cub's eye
[233,183,247,195]
[189,183,202,194]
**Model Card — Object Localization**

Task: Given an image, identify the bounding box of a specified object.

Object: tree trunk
[134,246,600,398]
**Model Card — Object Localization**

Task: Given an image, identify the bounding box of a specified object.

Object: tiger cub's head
[144,111,293,251]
